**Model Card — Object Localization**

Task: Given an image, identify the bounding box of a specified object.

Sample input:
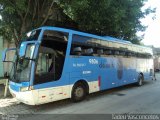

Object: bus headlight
[20,86,34,92]
[20,87,29,92]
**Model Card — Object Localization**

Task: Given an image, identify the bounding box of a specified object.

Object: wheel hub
[75,87,84,98]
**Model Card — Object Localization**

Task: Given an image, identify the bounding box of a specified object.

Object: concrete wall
[0,38,16,77]
[0,37,4,77]
[3,40,16,76]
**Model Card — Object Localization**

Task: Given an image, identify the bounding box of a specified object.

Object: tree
[0,0,63,46]
[0,0,155,46]
[60,0,155,44]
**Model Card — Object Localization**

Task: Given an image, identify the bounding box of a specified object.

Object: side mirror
[2,48,16,62]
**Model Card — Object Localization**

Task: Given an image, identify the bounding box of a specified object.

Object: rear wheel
[71,83,86,102]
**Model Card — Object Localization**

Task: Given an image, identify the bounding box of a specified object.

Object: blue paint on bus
[5,26,154,97]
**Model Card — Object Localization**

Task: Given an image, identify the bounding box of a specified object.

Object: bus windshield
[15,58,32,82]
[9,44,35,83]
[23,29,41,41]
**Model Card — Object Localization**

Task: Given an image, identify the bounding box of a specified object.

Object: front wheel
[71,83,86,102]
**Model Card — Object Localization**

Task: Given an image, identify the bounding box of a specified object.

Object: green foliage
[0,0,156,45]
[0,0,56,46]
[60,0,155,44]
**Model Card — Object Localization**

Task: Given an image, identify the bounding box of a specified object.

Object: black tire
[137,75,143,86]
[71,82,86,102]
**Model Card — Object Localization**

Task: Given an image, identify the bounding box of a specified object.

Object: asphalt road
[0,73,160,120]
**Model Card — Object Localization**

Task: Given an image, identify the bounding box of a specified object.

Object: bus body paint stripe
[98,76,101,87]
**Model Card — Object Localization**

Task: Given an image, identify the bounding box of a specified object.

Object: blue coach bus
[3,26,154,105]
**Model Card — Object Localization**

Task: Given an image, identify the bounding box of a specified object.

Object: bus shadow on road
[87,80,155,100]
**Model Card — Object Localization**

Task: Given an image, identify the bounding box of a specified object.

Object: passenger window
[114,51,120,55]
[70,34,100,56]
[35,50,56,84]
[36,53,50,74]
[34,30,68,85]
[83,48,94,56]
[97,49,104,56]
[104,50,112,55]
[72,47,82,55]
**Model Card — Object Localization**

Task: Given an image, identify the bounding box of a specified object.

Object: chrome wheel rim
[75,87,84,98]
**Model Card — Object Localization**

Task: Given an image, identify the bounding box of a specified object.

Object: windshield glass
[23,29,41,41]
[25,44,35,59]
[9,44,35,82]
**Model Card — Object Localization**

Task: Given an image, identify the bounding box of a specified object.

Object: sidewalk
[0,80,18,108]
[0,84,35,114]
[0,84,20,113]
[0,84,16,108]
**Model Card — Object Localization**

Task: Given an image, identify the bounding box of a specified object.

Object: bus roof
[103,36,132,44]
[38,26,151,50]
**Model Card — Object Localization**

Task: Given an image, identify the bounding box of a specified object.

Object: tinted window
[71,34,100,56]
[34,30,68,85]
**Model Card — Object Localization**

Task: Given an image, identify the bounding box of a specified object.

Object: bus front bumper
[9,86,36,105]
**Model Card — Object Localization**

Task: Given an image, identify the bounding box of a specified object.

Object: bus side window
[104,50,112,55]
[126,52,132,57]
[71,34,100,56]
[114,50,120,55]
[119,51,126,56]
[35,53,54,84]
[83,48,94,56]
[97,49,104,56]
[72,47,82,55]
